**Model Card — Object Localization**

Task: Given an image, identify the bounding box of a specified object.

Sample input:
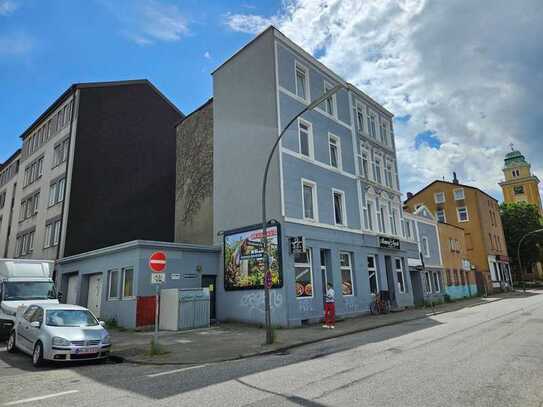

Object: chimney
[453,172,459,184]
[407,192,413,200]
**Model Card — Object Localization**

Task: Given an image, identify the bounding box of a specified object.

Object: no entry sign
[149,251,167,273]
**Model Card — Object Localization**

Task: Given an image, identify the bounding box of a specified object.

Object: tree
[500,202,543,279]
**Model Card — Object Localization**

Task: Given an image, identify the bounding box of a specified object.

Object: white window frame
[301,178,318,222]
[384,158,394,189]
[332,188,347,226]
[323,80,337,117]
[424,271,432,294]
[295,249,314,299]
[360,145,370,179]
[373,153,383,184]
[436,208,446,223]
[432,271,441,293]
[367,255,379,295]
[457,206,469,222]
[294,61,310,101]
[328,133,342,170]
[340,252,354,297]
[298,118,314,159]
[367,111,377,139]
[355,102,365,135]
[453,188,465,201]
[121,267,135,299]
[363,198,374,232]
[395,257,405,294]
[422,236,430,258]
[108,269,120,300]
[434,192,445,204]
[379,119,388,145]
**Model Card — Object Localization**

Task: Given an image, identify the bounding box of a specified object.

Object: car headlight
[101,335,111,345]
[52,337,71,347]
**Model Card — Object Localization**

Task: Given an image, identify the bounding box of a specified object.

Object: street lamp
[261,84,345,344]
[516,228,543,293]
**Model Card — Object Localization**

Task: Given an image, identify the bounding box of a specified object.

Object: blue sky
[0,0,279,162]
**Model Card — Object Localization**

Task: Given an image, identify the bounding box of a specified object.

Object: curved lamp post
[261,84,345,344]
[517,228,543,293]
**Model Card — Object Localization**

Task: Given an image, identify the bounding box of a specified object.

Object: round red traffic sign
[149,251,167,272]
[264,271,273,289]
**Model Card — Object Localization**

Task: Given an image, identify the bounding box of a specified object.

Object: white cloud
[0,0,17,16]
[100,0,189,46]
[0,32,33,55]
[227,0,543,199]
[223,12,279,34]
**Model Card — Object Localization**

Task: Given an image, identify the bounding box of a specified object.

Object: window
[323,81,336,117]
[53,138,70,167]
[122,267,134,298]
[356,104,365,134]
[364,200,374,231]
[44,219,61,248]
[384,159,394,189]
[403,219,412,240]
[436,208,446,223]
[15,230,35,257]
[453,188,465,201]
[434,192,445,204]
[108,269,120,300]
[512,169,520,177]
[432,272,441,292]
[340,252,354,296]
[295,249,313,298]
[422,236,430,257]
[367,112,377,139]
[424,271,432,294]
[48,177,65,207]
[19,191,40,221]
[380,120,388,144]
[320,249,329,290]
[333,189,347,226]
[295,63,308,100]
[302,180,317,221]
[457,207,469,222]
[23,156,44,187]
[298,120,313,158]
[328,134,341,169]
[361,149,370,179]
[376,199,385,233]
[367,256,378,295]
[373,156,383,184]
[388,202,397,235]
[395,258,405,293]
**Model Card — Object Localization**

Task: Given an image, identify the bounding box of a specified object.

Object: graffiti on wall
[297,299,315,314]
[240,291,284,314]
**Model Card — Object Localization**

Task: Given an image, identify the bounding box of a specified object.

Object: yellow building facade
[405,178,511,294]
[499,149,542,216]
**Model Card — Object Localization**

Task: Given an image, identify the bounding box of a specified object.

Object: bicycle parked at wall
[369,291,391,315]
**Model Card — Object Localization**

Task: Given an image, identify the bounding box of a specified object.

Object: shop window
[340,252,354,296]
[367,255,378,295]
[295,249,313,298]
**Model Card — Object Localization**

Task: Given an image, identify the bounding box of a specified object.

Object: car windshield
[3,282,56,301]
[45,310,99,327]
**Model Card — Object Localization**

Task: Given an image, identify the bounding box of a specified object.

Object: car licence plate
[75,347,98,354]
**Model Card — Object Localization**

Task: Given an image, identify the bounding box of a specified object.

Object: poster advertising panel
[224,223,283,290]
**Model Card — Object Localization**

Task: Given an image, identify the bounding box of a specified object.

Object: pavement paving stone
[111,292,517,365]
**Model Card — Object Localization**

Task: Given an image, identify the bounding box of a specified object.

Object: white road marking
[3,390,79,406]
[146,364,208,378]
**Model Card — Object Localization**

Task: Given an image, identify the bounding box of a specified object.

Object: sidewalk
[110,292,522,365]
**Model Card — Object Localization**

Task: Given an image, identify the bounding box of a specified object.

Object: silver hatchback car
[6,303,111,367]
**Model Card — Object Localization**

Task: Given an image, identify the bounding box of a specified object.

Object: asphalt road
[1,292,543,407]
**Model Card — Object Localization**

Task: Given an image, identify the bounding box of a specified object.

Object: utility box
[159,288,210,331]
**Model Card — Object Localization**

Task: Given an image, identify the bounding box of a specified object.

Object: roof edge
[405,180,499,204]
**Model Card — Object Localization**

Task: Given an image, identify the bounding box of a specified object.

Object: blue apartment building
[199,27,419,327]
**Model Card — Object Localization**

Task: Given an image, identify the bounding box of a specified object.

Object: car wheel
[32,342,45,367]
[7,331,17,353]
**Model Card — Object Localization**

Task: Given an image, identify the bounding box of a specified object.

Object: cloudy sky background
[1,0,542,200]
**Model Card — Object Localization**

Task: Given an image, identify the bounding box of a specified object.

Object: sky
[1,0,542,201]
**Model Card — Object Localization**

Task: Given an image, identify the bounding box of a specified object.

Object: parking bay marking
[146,364,208,378]
[3,390,79,406]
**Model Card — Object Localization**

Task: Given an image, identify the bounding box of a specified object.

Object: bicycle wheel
[383,300,391,314]
[369,301,378,315]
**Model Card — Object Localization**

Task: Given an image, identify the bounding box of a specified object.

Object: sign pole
[154,284,159,347]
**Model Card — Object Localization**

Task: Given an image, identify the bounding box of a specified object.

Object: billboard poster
[224,224,283,290]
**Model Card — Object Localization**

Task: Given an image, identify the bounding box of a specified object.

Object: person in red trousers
[323,283,335,329]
